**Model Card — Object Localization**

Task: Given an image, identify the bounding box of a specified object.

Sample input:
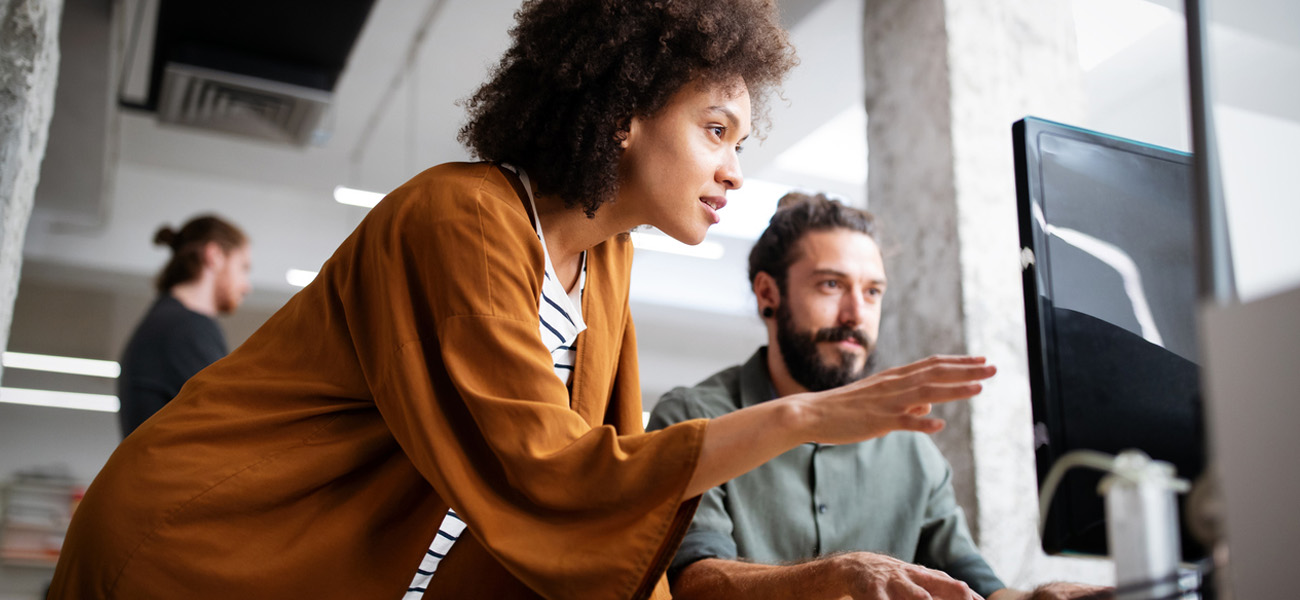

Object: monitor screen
[1013,117,1207,562]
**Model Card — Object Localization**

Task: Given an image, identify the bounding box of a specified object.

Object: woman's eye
[735,144,745,154]
[820,280,839,289]
[709,125,726,138]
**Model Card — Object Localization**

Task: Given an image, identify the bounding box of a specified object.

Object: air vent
[156,63,332,146]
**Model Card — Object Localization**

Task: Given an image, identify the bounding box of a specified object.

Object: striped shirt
[404,166,586,598]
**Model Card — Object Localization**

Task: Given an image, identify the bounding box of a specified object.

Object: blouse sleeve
[326,164,708,599]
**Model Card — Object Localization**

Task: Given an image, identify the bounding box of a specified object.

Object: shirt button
[817,503,828,514]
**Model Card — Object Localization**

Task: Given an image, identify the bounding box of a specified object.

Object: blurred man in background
[117,215,250,437]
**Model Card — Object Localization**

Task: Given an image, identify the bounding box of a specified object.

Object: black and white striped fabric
[404,166,586,598]
[509,162,588,385]
[403,509,465,597]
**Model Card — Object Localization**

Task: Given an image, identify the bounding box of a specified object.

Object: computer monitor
[1013,117,1207,562]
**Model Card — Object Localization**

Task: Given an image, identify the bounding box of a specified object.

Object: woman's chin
[665,224,709,246]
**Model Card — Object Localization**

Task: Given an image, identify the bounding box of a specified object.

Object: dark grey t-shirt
[117,294,227,437]
[647,348,1005,598]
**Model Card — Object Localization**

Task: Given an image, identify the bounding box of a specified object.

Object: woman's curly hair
[459,0,797,216]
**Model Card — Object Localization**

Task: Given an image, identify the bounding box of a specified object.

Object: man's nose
[839,292,867,327]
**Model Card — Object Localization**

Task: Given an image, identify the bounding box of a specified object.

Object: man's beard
[774,303,877,392]
[214,279,240,315]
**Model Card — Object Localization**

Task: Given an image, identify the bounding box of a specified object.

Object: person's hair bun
[153,226,178,248]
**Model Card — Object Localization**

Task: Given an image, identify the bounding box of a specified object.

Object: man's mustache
[812,324,873,349]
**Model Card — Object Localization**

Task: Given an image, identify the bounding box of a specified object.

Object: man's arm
[672,554,981,600]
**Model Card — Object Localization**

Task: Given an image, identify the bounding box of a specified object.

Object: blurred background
[0,0,1295,597]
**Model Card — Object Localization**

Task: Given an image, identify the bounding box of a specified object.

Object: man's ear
[753,271,781,318]
[201,241,226,270]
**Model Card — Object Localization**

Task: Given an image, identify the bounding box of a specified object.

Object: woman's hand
[787,355,997,445]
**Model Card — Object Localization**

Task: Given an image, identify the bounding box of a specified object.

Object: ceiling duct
[132,0,377,146]
[156,62,331,146]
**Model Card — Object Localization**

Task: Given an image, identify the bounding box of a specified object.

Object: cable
[349,0,449,171]
[1037,449,1118,537]
[1038,450,1191,539]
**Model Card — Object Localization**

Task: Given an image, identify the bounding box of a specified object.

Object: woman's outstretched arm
[684,355,996,498]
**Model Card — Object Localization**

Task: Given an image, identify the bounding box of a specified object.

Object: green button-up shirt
[648,348,1005,598]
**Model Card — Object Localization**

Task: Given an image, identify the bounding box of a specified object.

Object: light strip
[629,232,725,260]
[2,352,120,378]
[0,387,120,412]
[334,185,384,208]
[286,269,319,288]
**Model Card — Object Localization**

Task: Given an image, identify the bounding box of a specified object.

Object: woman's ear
[620,117,642,150]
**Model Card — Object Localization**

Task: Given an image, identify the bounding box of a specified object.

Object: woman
[50,1,994,599]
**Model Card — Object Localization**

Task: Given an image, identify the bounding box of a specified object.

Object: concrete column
[0,0,62,374]
[864,0,1113,587]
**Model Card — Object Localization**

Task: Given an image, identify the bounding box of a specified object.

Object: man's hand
[1027,582,1113,600]
[830,552,982,600]
[673,553,982,600]
[989,582,1115,600]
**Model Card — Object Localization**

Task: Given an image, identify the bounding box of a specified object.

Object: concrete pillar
[0,0,62,374]
[864,0,1113,587]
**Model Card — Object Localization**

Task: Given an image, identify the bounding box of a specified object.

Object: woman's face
[618,79,751,245]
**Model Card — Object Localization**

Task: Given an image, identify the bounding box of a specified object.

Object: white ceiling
[23,0,865,309]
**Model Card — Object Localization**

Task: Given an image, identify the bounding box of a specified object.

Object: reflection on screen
[1039,132,1198,361]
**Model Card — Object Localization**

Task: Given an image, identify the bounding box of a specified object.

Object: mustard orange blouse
[49,163,707,600]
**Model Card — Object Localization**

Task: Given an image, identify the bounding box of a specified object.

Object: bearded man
[649,192,1109,600]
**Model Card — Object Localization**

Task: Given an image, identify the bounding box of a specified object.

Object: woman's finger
[865,363,996,396]
[881,355,987,378]
[893,414,946,434]
[871,382,984,415]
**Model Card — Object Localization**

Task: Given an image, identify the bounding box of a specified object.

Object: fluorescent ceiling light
[630,232,725,260]
[286,269,319,288]
[0,387,120,412]
[334,185,384,208]
[1071,0,1175,71]
[2,352,120,378]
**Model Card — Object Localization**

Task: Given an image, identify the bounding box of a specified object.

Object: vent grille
[156,63,332,146]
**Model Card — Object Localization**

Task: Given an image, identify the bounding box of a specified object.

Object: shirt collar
[738,346,779,409]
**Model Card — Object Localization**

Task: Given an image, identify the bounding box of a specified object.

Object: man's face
[773,229,887,392]
[213,244,252,315]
